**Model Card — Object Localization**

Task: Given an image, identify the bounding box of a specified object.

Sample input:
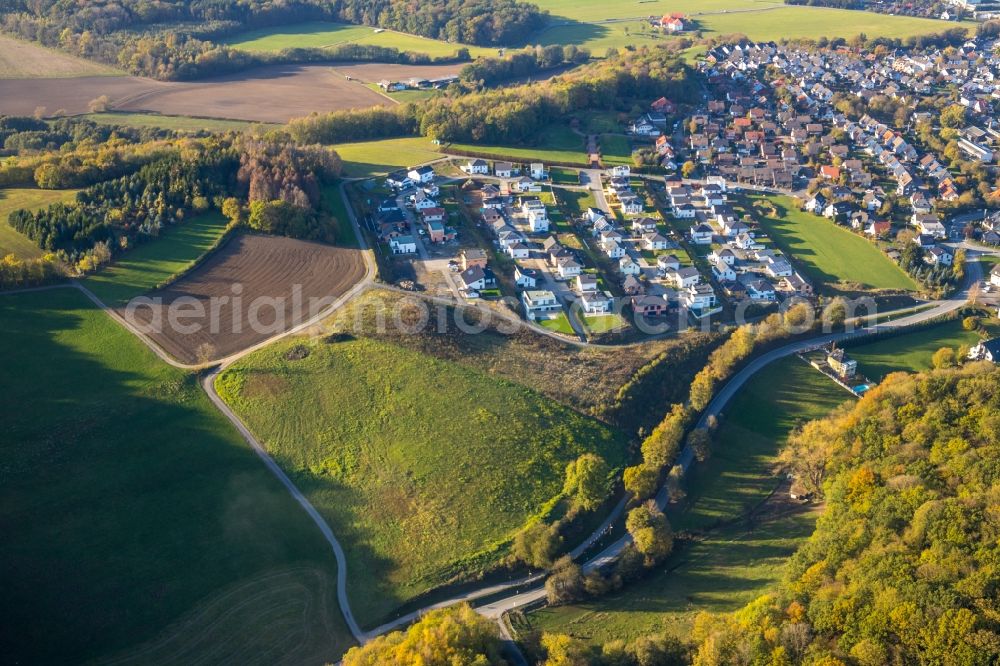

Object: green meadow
[216,335,629,626]
[0,187,78,259]
[0,287,352,664]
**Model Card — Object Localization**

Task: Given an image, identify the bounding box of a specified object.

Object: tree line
[0,0,548,80]
[458,45,590,89]
[288,47,699,146]
[6,135,343,273]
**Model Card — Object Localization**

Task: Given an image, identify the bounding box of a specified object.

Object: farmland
[531,0,972,53]
[216,335,630,625]
[0,34,120,79]
[0,188,79,259]
[0,65,391,124]
[750,194,918,292]
[82,212,230,306]
[224,21,493,59]
[122,234,367,364]
[0,287,352,664]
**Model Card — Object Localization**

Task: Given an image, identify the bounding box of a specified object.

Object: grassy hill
[216,334,630,626]
[224,21,493,58]
[0,287,353,664]
[751,194,918,293]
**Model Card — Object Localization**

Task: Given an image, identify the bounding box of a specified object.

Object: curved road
[20,158,994,653]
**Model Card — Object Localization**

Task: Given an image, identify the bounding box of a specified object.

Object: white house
[576,274,598,294]
[657,254,681,272]
[619,256,642,276]
[690,223,714,245]
[557,256,582,279]
[408,165,435,184]
[507,242,531,259]
[746,279,776,301]
[968,338,1000,363]
[711,259,736,282]
[682,283,717,312]
[461,159,489,175]
[665,266,701,288]
[642,232,670,251]
[991,265,1000,288]
[522,290,561,320]
[580,290,614,314]
[530,162,546,180]
[609,165,631,178]
[514,265,538,289]
[925,245,953,267]
[620,194,644,216]
[604,241,626,259]
[389,235,417,254]
[494,161,516,179]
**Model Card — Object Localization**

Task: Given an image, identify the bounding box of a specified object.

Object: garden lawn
[0,187,78,259]
[751,194,917,292]
[224,21,492,58]
[523,512,818,644]
[0,287,352,664]
[216,335,628,626]
[83,211,229,305]
[332,137,445,178]
[846,318,999,381]
[539,312,576,335]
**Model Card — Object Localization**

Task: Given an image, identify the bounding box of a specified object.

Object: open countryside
[3,0,1000,663]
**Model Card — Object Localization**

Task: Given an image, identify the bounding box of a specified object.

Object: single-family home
[389,235,417,254]
[682,283,717,312]
[690,223,714,245]
[968,338,1000,363]
[494,161,516,179]
[461,248,488,270]
[580,291,614,314]
[408,165,435,184]
[657,254,681,272]
[746,279,776,301]
[461,159,489,175]
[642,232,670,251]
[514,265,538,289]
[665,266,701,288]
[557,256,582,279]
[619,256,641,276]
[522,290,561,320]
[632,294,669,317]
[459,265,496,293]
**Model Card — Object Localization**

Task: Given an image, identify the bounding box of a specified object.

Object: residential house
[459,265,496,293]
[632,294,669,317]
[556,256,582,279]
[522,290,561,320]
[461,159,489,175]
[408,165,435,184]
[968,338,1000,363]
[514,265,538,289]
[712,259,737,282]
[494,161,516,179]
[690,223,714,245]
[619,256,642,276]
[461,248,488,270]
[389,235,417,254]
[665,266,701,288]
[642,232,670,251]
[580,291,614,314]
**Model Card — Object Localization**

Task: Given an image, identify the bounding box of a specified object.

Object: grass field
[530,0,972,53]
[82,212,230,305]
[523,512,818,644]
[447,125,587,165]
[540,312,576,335]
[0,34,121,79]
[751,194,917,292]
[675,358,851,531]
[224,21,493,58]
[0,187,79,259]
[216,335,629,625]
[84,112,274,132]
[0,287,352,664]
[333,137,445,178]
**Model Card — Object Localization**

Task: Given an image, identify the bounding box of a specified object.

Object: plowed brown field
[121,234,367,363]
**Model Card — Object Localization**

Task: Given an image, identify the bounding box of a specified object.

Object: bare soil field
[116,64,390,122]
[120,234,367,363]
[0,76,159,116]
[330,61,466,83]
[0,34,121,79]
[0,64,390,122]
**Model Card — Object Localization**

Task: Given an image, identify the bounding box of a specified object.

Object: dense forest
[458,45,590,89]
[686,363,1000,664]
[0,0,548,79]
[288,47,699,145]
